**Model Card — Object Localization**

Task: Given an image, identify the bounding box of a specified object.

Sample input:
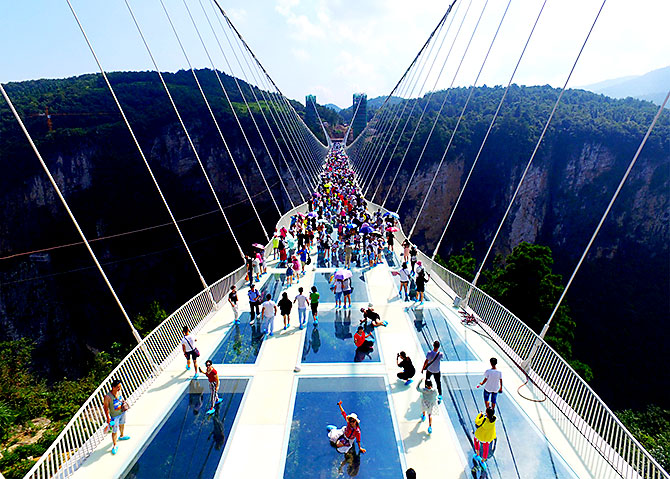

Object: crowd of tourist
[104,143,502,476]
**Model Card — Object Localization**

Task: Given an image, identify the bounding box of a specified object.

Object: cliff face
[0,72,302,380]
[375,88,669,408]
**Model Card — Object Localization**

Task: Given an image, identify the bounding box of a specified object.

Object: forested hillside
[358,85,669,409]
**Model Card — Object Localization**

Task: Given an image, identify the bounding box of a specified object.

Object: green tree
[617,405,670,471]
[436,241,476,281]
[135,300,168,337]
[480,242,592,381]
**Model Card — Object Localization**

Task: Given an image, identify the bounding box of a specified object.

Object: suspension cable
[363,8,454,196]
[0,82,144,345]
[381,0,468,208]
[123,0,252,253]
[524,89,670,366]
[66,0,213,291]
[408,0,513,238]
[150,0,282,224]
[463,0,610,306]
[204,0,306,204]
[396,0,487,212]
[431,0,549,261]
[211,0,322,193]
[181,0,295,210]
[346,2,455,155]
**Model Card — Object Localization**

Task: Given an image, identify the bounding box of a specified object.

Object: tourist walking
[415,270,429,304]
[278,291,292,330]
[103,379,130,455]
[478,357,503,410]
[261,293,277,337]
[294,287,309,329]
[181,325,199,376]
[473,408,497,466]
[421,340,443,403]
[417,378,439,434]
[310,285,320,324]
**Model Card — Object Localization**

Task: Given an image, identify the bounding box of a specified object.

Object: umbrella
[324,182,332,188]
[297,212,306,217]
[383,211,400,219]
[361,222,370,228]
[334,269,353,280]
[346,223,357,229]
[317,218,331,224]
[307,212,318,218]
[252,243,265,249]
[385,227,399,232]
[360,226,375,234]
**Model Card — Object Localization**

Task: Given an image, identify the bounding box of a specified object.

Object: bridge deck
[73,240,591,479]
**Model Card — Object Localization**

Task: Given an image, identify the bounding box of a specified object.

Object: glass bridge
[24,202,666,479]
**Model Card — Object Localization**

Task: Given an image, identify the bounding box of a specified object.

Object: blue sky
[1,0,668,108]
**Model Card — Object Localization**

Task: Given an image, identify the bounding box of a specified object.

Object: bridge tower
[352,93,367,139]
[305,94,318,128]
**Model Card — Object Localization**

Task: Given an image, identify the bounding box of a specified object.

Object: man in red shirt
[199,360,223,415]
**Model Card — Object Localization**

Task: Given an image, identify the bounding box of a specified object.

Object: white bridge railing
[367,201,668,479]
[24,201,309,479]
[25,198,666,479]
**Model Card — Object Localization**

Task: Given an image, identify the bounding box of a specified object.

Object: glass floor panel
[383,248,400,268]
[388,272,431,302]
[442,374,578,479]
[284,376,403,479]
[312,271,370,303]
[302,309,380,363]
[408,307,477,361]
[209,313,264,364]
[122,378,248,479]
[259,273,290,300]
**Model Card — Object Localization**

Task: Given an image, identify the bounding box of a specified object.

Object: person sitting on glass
[327,400,366,454]
[359,303,387,327]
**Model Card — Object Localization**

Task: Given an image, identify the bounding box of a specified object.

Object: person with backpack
[181,325,199,377]
[415,270,429,304]
[473,408,497,467]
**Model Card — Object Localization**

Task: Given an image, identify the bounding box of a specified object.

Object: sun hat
[367,303,374,308]
[347,413,360,424]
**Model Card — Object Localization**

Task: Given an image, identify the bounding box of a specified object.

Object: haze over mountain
[580,66,669,106]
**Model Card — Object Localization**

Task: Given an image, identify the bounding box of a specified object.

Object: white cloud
[291,47,310,62]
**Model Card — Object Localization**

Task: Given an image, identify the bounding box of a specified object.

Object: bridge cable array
[0,0,327,344]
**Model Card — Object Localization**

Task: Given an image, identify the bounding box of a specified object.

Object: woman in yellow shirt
[474,407,497,461]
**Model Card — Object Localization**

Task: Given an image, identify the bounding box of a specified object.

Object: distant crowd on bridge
[106,143,503,477]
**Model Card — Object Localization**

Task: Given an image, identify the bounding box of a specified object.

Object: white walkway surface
[72,241,590,479]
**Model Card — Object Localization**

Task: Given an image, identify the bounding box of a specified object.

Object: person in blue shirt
[247,283,261,323]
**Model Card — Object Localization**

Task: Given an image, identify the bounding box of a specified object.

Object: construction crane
[28,106,114,131]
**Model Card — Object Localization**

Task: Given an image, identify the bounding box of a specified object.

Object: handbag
[306,256,312,265]
[185,336,200,358]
